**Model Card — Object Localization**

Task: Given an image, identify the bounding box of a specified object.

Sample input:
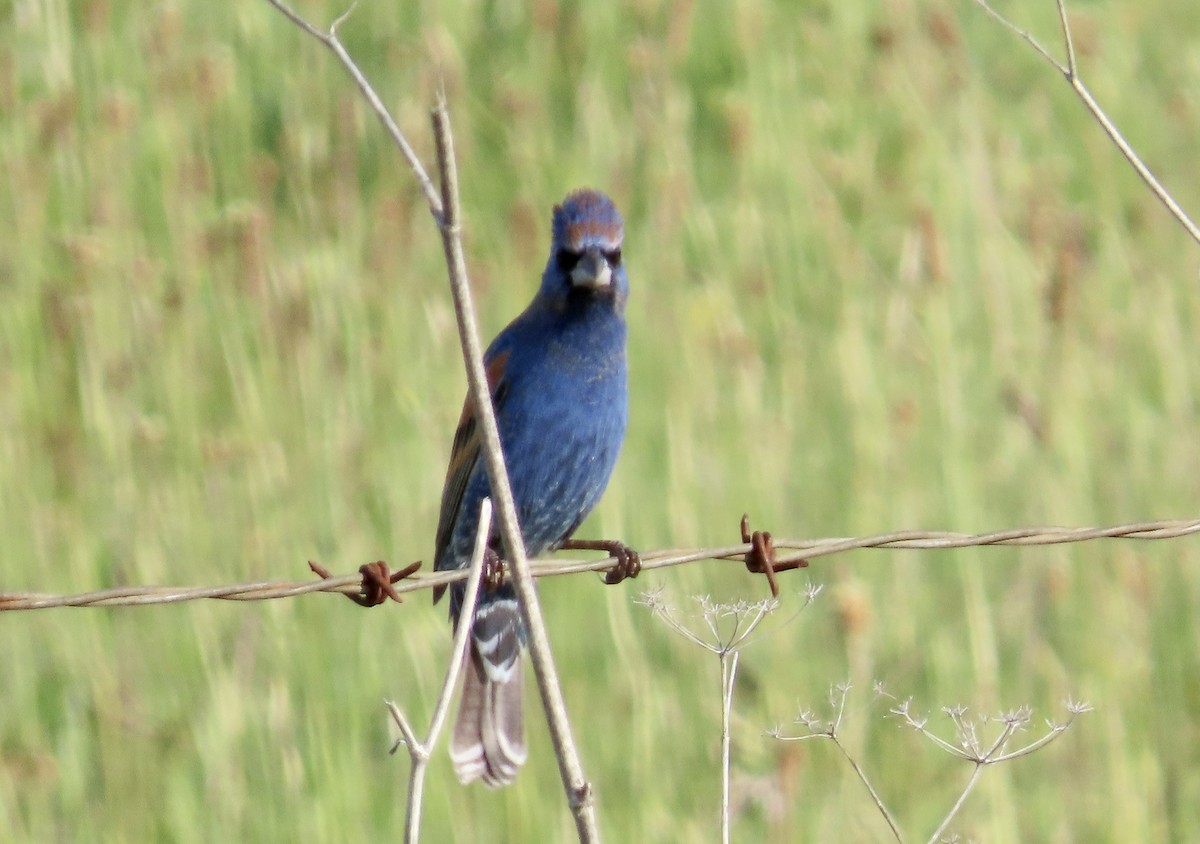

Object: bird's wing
[432,349,511,603]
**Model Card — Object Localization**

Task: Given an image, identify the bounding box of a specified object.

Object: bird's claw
[603,543,641,585]
[482,548,507,593]
[559,537,640,585]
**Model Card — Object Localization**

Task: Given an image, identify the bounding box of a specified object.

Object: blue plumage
[433,189,629,786]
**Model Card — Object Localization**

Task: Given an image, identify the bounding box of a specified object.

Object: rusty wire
[1,517,1197,613]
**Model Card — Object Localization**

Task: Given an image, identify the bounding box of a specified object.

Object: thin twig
[972,0,1200,245]
[838,740,904,843]
[387,498,493,844]
[719,650,738,844]
[263,0,442,216]
[430,100,598,839]
[923,712,1021,842]
[888,699,1090,842]
[775,684,904,842]
[637,593,785,841]
[4,516,1198,611]
[926,763,985,844]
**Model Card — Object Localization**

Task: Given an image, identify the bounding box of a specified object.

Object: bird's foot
[560,538,642,585]
[482,548,507,593]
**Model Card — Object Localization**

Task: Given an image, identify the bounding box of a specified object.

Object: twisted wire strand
[2,517,1196,612]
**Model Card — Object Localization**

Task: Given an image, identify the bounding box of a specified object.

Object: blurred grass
[2,0,1200,840]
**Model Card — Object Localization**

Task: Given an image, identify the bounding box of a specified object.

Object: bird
[432,189,635,787]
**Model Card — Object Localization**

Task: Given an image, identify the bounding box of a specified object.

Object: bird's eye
[603,248,622,266]
[556,249,581,272]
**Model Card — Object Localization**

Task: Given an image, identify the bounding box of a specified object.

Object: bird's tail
[450,647,527,787]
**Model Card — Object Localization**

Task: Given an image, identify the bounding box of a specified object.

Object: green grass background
[3,0,1200,840]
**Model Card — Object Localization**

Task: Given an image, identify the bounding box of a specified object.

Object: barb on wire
[3,516,1197,613]
[310,559,421,606]
[741,513,808,598]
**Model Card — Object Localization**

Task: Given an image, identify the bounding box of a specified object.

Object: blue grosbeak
[432,189,632,787]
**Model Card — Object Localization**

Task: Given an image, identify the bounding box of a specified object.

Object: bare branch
[263,0,442,216]
[972,0,1066,73]
[776,683,904,842]
[387,497,493,843]
[925,763,985,844]
[640,593,805,842]
[1054,0,1077,76]
[719,650,739,844]
[972,0,1200,245]
[897,701,1091,842]
[429,99,598,840]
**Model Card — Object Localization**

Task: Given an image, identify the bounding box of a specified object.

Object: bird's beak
[570,248,613,290]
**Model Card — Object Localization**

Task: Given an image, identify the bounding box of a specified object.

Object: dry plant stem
[827,690,902,843]
[638,595,785,843]
[973,0,1200,246]
[719,649,739,844]
[262,0,442,216]
[927,764,985,844]
[924,719,1020,844]
[778,686,902,842]
[890,701,1088,842]
[388,498,493,844]
[430,104,598,841]
[836,738,903,843]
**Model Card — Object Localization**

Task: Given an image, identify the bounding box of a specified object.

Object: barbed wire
[2,516,1197,612]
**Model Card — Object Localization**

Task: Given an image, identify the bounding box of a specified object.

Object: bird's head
[538,189,627,312]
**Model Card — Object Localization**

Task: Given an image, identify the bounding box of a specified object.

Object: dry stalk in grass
[638,585,821,844]
[772,683,903,842]
[973,0,1200,245]
[387,498,493,844]
[774,684,1092,843]
[893,696,1093,843]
